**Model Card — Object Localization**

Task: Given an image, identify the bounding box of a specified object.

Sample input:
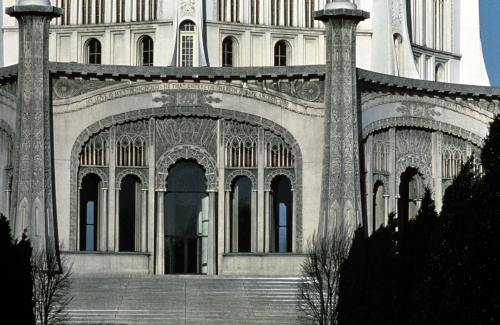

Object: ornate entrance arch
[156,145,218,191]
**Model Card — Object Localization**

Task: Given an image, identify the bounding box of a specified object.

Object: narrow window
[116,0,125,22]
[140,36,154,66]
[373,182,385,231]
[82,0,87,24]
[87,39,102,64]
[305,0,315,28]
[119,175,142,252]
[79,174,101,251]
[274,41,288,66]
[271,176,293,253]
[222,37,233,67]
[435,64,445,82]
[179,21,196,67]
[231,177,252,252]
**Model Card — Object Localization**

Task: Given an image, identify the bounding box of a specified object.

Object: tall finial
[325,0,357,10]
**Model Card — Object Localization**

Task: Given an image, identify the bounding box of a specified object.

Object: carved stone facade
[0,0,498,282]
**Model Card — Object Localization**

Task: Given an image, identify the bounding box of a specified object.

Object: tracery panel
[224,121,258,168]
[116,120,149,167]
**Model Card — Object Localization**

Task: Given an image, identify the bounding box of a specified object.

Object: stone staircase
[67,275,301,324]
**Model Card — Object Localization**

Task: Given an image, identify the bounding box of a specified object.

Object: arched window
[86,38,102,64]
[231,177,252,252]
[274,41,288,66]
[118,175,142,252]
[398,168,423,230]
[179,21,197,67]
[222,37,234,67]
[139,36,154,66]
[79,174,102,251]
[271,176,293,253]
[373,182,385,231]
[435,64,445,82]
[394,34,403,76]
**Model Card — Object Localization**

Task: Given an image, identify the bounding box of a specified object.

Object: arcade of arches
[75,117,297,274]
[365,127,481,235]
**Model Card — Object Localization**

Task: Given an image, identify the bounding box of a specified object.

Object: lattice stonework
[70,112,304,252]
[80,130,109,166]
[116,120,149,167]
[372,130,389,173]
[264,130,295,168]
[442,133,466,178]
[224,121,258,168]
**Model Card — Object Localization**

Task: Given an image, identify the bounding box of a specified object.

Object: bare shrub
[32,244,73,325]
[297,226,353,325]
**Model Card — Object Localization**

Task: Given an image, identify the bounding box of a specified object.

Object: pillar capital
[6,4,62,17]
[313,1,369,23]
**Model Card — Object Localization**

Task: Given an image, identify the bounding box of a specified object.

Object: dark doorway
[271,176,293,252]
[164,160,208,274]
[79,174,101,251]
[231,177,252,252]
[398,167,422,230]
[119,175,141,252]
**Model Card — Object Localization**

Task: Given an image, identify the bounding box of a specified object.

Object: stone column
[7,3,62,258]
[99,187,108,251]
[141,188,147,252]
[155,190,165,274]
[314,1,369,234]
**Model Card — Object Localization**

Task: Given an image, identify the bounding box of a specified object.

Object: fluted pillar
[7,3,62,259]
[314,1,369,234]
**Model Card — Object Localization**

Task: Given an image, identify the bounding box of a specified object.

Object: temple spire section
[314,1,369,234]
[6,3,62,258]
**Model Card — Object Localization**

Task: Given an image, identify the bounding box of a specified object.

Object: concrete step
[67,275,300,324]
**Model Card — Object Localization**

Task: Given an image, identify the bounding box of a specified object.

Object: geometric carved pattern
[264,169,296,191]
[264,80,325,103]
[116,168,148,189]
[156,145,218,192]
[52,78,123,100]
[77,167,109,189]
[395,128,432,193]
[372,174,389,195]
[396,129,431,164]
[362,117,484,147]
[68,107,303,252]
[156,117,218,160]
[225,169,257,191]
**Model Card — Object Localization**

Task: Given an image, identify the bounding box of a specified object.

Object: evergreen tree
[0,215,35,324]
[337,215,398,325]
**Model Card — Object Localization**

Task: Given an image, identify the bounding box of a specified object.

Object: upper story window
[435,63,445,82]
[179,21,197,67]
[139,36,154,66]
[116,0,125,23]
[222,37,235,67]
[271,0,280,26]
[305,0,315,28]
[284,0,293,27]
[55,0,71,25]
[274,41,288,66]
[219,0,240,23]
[251,0,260,24]
[86,39,102,64]
[410,0,449,51]
[136,0,158,22]
[82,0,105,24]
